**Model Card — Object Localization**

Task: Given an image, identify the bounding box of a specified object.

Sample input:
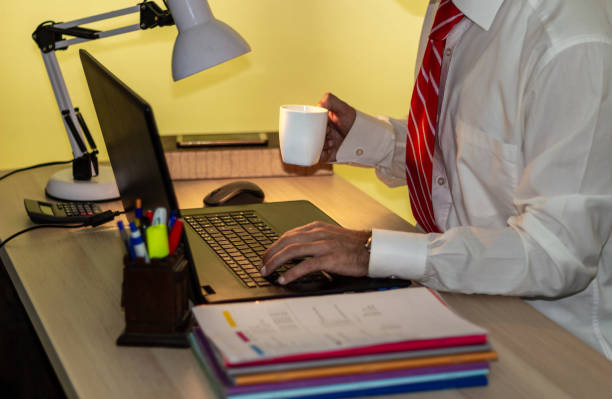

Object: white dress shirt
[336,0,612,359]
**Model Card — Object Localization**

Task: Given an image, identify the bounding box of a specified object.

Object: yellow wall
[1,0,425,224]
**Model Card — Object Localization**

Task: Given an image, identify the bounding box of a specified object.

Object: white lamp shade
[167,0,251,81]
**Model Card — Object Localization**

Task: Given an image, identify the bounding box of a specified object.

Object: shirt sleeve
[369,42,612,299]
[335,110,409,188]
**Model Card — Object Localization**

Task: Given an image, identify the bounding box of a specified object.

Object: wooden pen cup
[117,248,192,347]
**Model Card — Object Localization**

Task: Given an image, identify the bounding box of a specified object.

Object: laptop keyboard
[184,211,279,288]
[184,210,333,289]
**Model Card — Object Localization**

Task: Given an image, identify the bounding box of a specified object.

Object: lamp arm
[40,50,98,180]
[32,2,174,181]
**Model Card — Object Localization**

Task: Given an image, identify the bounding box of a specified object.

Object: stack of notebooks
[189,287,498,399]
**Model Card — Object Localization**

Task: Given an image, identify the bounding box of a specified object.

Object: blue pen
[168,215,177,230]
[129,221,150,263]
[117,220,135,260]
[168,210,178,229]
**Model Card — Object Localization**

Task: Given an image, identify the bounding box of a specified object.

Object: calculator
[24,199,103,224]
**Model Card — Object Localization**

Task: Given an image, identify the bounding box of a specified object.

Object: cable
[0,210,122,250]
[87,210,123,226]
[0,224,85,250]
[0,159,73,182]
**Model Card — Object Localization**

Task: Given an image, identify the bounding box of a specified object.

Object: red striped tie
[405,1,463,233]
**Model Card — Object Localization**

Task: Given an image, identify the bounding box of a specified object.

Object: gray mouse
[203,181,265,207]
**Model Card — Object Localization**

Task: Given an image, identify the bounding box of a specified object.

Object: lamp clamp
[140,1,174,29]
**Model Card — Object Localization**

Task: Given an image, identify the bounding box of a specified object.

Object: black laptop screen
[79,49,178,214]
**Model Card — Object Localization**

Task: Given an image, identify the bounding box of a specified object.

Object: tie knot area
[430,0,464,41]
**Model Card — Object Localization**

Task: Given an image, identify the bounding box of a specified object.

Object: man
[261,0,612,359]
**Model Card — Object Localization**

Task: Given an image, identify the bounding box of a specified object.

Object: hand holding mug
[278,93,356,166]
[316,93,356,163]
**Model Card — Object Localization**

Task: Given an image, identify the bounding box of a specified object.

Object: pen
[145,209,154,226]
[168,219,184,255]
[168,215,177,230]
[152,207,167,226]
[129,221,150,263]
[117,220,135,259]
[134,198,143,228]
[140,214,150,230]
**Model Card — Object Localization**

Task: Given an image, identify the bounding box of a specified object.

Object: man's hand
[260,221,371,285]
[317,93,356,163]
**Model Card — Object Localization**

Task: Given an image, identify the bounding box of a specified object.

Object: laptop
[79,49,410,304]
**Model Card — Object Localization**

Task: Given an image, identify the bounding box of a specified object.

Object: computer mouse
[203,181,265,207]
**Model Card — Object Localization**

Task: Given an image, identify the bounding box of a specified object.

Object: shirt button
[445,48,452,57]
[355,148,364,156]
[437,177,446,185]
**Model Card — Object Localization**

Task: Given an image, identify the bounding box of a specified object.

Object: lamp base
[45,166,120,202]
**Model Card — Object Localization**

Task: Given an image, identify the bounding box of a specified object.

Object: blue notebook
[289,376,488,399]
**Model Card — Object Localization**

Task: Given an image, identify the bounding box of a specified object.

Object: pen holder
[117,248,193,348]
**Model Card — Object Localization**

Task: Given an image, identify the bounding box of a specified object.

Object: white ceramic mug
[278,105,328,166]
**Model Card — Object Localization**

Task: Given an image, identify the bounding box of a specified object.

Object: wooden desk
[1,166,611,398]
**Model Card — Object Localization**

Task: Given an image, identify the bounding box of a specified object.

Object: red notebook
[226,335,487,368]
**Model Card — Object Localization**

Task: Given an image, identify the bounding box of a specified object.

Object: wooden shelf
[161,133,332,180]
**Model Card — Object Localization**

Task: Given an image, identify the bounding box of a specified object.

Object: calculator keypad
[57,202,101,217]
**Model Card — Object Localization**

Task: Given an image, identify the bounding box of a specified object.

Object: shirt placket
[431,18,470,232]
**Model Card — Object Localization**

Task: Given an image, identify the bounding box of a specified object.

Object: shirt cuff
[368,228,428,280]
[335,110,395,167]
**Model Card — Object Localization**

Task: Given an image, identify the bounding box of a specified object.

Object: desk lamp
[32,0,250,201]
